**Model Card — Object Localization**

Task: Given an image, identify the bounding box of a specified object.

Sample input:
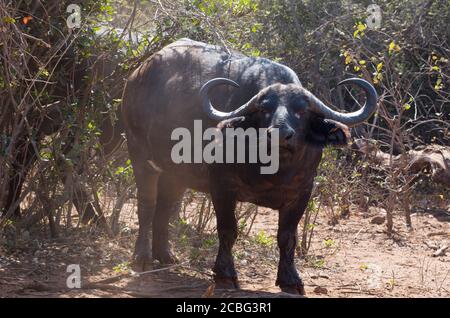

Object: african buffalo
[122,38,377,294]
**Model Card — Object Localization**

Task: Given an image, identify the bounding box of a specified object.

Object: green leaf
[388,41,395,54]
[377,62,383,72]
[388,41,401,55]
[39,68,49,78]
[3,17,15,24]
[323,239,335,248]
[115,166,125,175]
[251,48,261,57]
[357,23,367,32]
[345,55,351,65]
[434,78,443,90]
[87,121,96,131]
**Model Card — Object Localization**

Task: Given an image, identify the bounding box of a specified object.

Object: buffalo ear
[306,118,351,147]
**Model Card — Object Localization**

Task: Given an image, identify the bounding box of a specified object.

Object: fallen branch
[354,140,450,188]
[433,245,448,257]
[130,261,190,277]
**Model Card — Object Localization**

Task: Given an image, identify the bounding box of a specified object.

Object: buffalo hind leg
[210,182,239,289]
[130,153,160,271]
[276,191,312,295]
[152,174,185,264]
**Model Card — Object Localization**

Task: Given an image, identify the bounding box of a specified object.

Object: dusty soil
[0,198,449,298]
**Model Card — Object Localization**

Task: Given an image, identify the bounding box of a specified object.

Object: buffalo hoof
[132,253,152,272]
[280,283,306,295]
[214,277,240,290]
[153,249,178,265]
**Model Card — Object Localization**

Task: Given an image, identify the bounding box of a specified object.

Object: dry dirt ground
[0,198,449,298]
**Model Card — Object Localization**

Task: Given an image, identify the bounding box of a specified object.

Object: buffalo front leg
[210,182,239,289]
[276,191,312,295]
[130,155,160,271]
[152,174,185,264]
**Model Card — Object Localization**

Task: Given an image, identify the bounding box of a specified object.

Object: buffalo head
[200,78,377,159]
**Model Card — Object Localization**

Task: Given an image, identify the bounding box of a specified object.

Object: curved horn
[200,78,259,121]
[308,78,378,127]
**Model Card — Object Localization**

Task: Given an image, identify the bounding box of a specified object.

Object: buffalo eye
[259,99,271,111]
[292,96,308,119]
[260,105,271,113]
[293,107,306,119]
[258,94,276,113]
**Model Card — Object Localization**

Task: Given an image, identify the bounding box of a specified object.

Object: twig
[20,32,51,48]
[352,226,365,242]
[432,245,448,257]
[130,261,190,277]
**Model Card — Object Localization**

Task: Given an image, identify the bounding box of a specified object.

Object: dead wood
[354,139,450,188]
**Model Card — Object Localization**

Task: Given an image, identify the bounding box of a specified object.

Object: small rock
[313,286,328,294]
[121,226,131,234]
[371,215,386,225]
[368,207,387,216]
[240,259,248,266]
[21,231,30,240]
[432,245,448,257]
[82,247,94,257]
[61,247,69,254]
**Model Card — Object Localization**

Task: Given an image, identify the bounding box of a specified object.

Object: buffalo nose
[282,128,294,140]
[280,126,295,142]
[268,125,295,143]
